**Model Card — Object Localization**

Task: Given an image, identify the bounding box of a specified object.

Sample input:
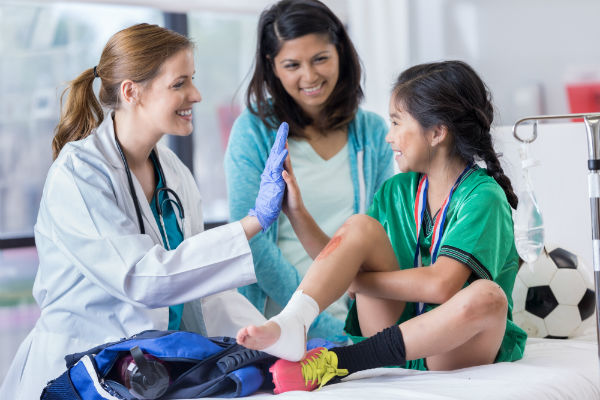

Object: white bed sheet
[239,333,600,400]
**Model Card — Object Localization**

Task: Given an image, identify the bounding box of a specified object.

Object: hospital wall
[1,0,600,385]
[408,0,600,126]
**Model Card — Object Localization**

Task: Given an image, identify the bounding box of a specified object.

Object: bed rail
[513,112,600,378]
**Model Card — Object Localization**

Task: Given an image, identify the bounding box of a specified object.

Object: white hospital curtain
[346,0,410,119]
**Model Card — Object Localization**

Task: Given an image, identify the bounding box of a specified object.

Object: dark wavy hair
[392,60,518,209]
[246,0,363,137]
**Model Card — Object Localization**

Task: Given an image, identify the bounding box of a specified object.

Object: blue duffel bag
[40,330,277,399]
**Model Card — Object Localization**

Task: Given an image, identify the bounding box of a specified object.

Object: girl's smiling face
[385,99,433,173]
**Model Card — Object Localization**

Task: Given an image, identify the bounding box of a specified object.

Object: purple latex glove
[249,122,289,231]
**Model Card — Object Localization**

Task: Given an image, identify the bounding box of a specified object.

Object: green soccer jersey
[344,166,527,366]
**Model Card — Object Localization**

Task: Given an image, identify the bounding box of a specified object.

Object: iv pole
[512,112,600,367]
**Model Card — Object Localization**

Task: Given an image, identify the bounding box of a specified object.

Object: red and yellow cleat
[269,347,349,394]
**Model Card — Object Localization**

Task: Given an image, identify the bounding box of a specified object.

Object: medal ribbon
[413,163,473,315]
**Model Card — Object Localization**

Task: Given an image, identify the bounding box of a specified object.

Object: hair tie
[93,66,99,78]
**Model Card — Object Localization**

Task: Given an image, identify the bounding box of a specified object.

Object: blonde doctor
[0,23,289,399]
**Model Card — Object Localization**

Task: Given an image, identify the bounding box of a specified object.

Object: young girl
[225,0,393,342]
[237,60,527,393]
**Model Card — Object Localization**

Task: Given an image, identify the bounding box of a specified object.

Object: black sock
[332,326,406,375]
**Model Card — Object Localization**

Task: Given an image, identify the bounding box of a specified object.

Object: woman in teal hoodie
[224,0,393,342]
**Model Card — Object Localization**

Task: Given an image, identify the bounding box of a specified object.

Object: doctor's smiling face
[135,48,202,138]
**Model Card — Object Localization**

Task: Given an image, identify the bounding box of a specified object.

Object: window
[187,11,258,222]
[0,1,164,238]
[0,247,39,379]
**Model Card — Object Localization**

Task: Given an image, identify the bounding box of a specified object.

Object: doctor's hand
[249,122,289,232]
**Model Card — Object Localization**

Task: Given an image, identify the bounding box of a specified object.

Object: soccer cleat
[269,347,349,394]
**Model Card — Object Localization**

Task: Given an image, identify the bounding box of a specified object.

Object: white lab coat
[0,115,266,399]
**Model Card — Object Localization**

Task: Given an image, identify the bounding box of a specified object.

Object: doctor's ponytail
[52,69,102,159]
[52,23,192,160]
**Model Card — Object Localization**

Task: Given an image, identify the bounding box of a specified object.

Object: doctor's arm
[234,121,290,239]
[45,155,256,309]
[240,216,262,239]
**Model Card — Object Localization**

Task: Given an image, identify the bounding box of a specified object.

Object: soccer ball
[512,246,596,338]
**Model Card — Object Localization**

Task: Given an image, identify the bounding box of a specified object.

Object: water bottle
[117,346,171,399]
[513,142,544,264]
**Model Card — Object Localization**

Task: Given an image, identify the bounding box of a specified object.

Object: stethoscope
[115,136,185,250]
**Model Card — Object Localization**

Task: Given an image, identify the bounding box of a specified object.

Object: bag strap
[217,348,277,374]
[65,330,174,369]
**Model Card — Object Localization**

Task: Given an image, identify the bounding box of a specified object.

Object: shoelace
[301,349,349,390]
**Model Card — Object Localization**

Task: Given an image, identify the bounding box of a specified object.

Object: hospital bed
[248,327,599,399]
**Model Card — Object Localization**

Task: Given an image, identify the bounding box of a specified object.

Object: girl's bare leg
[355,294,406,337]
[298,215,401,305]
[238,213,507,371]
[237,214,402,350]
[400,279,508,370]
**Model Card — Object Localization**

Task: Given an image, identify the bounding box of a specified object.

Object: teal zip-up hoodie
[224,107,394,341]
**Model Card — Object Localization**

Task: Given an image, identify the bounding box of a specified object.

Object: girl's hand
[280,147,330,259]
[281,153,305,217]
[347,285,356,300]
[347,274,361,300]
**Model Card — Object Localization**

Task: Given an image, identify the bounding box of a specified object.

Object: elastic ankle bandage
[263,290,319,361]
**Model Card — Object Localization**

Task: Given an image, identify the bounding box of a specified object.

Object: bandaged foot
[236,290,319,361]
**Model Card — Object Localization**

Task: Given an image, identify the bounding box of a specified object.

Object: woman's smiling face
[272,33,339,118]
